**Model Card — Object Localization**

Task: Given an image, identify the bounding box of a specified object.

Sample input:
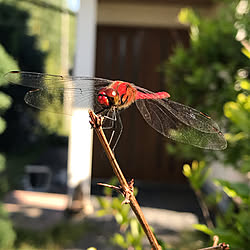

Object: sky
[67,0,80,12]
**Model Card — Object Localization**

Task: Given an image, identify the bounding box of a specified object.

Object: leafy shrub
[170,1,250,249]
[161,1,250,162]
[0,43,19,249]
[97,178,146,250]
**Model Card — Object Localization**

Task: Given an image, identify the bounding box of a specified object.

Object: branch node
[198,235,230,250]
[89,110,104,128]
[97,182,123,196]
[122,179,134,204]
[98,179,135,205]
[218,243,230,250]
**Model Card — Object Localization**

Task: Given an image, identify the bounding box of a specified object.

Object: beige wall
[97,2,216,28]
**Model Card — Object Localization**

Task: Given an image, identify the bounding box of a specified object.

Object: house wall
[97,1,216,28]
[91,0,220,183]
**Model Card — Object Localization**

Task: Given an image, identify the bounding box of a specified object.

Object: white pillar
[67,0,97,214]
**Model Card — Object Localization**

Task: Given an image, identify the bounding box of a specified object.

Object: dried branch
[198,243,229,250]
[89,110,161,250]
[198,235,229,250]
[241,39,250,53]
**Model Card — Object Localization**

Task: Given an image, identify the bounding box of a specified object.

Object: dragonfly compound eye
[98,92,110,107]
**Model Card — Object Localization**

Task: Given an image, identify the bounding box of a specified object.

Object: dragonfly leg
[105,110,117,148]
[109,110,123,152]
[96,108,123,152]
[96,108,116,130]
[103,109,116,130]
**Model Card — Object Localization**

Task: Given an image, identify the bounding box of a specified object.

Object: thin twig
[98,179,135,204]
[195,190,214,228]
[198,235,229,250]
[89,110,161,250]
[198,244,229,250]
[213,235,219,247]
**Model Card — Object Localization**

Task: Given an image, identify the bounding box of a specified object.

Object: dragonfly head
[98,87,118,107]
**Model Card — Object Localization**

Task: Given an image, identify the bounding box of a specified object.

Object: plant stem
[195,190,214,229]
[89,110,161,250]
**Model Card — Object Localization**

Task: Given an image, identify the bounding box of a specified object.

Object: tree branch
[89,110,161,250]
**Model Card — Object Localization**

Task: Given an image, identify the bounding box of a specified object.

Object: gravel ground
[66,196,199,250]
[4,182,202,249]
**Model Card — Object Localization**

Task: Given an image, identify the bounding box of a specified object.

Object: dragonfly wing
[24,88,87,115]
[135,86,220,133]
[4,71,112,114]
[162,99,221,132]
[4,71,67,88]
[135,98,227,150]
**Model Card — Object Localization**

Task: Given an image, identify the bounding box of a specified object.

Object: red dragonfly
[4,71,227,150]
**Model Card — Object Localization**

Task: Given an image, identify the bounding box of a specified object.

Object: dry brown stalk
[89,110,161,250]
[198,235,229,250]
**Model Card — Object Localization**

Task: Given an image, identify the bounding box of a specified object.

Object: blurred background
[0,0,249,249]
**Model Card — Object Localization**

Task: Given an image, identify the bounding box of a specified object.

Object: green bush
[0,43,19,249]
[97,178,146,250]
[163,1,250,249]
[161,1,250,161]
[223,81,250,173]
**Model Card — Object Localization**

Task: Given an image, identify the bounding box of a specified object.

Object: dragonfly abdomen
[136,91,170,100]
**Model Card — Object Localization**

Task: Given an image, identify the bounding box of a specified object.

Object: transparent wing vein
[135,98,227,150]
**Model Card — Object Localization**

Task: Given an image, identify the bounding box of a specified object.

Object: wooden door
[93,26,189,183]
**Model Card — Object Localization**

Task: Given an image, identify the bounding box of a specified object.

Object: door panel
[93,26,189,182]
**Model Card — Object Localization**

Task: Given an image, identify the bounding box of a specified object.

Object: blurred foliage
[183,160,211,191]
[16,0,76,74]
[97,178,146,250]
[0,0,75,153]
[0,1,45,72]
[162,0,250,162]
[0,204,16,249]
[184,161,250,250]
[0,44,14,134]
[96,178,170,249]
[173,1,250,250]
[13,0,76,135]
[0,1,45,152]
[0,44,19,249]
[223,75,250,173]
[14,220,88,250]
[183,161,215,229]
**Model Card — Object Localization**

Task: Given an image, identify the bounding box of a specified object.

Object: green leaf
[96,209,108,217]
[183,164,191,177]
[193,224,214,235]
[120,203,130,218]
[0,92,12,111]
[214,179,250,203]
[0,218,16,249]
[0,154,6,172]
[96,196,110,209]
[115,213,123,224]
[0,44,19,87]
[126,231,134,245]
[242,47,250,58]
[240,79,250,90]
[111,233,127,248]
[130,219,139,238]
[183,161,210,190]
[178,8,200,26]
[112,197,122,210]
[0,117,6,134]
